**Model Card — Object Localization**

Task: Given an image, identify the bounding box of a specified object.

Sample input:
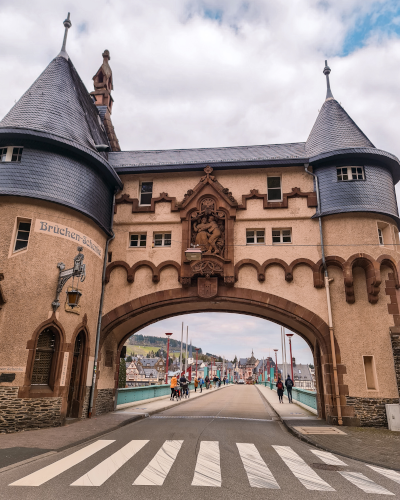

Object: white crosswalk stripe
[10,440,115,487]
[191,441,221,487]
[71,440,149,486]
[310,450,348,466]
[339,471,395,495]
[366,465,400,485]
[237,443,280,488]
[133,440,183,485]
[272,445,335,491]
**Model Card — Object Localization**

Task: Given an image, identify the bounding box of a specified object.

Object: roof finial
[323,60,334,100]
[59,13,72,59]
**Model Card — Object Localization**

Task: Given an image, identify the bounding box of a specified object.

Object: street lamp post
[273,349,279,381]
[195,348,199,379]
[286,334,294,381]
[165,332,173,384]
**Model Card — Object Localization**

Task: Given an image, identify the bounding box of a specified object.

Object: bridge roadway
[2,385,400,499]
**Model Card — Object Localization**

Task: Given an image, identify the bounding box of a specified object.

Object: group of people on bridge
[170,373,227,400]
[276,374,294,403]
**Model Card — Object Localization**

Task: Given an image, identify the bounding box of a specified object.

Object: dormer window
[0,146,23,162]
[337,166,365,181]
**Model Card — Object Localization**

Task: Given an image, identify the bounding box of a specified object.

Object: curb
[255,385,400,472]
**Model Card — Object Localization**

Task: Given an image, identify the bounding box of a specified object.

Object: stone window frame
[139,181,153,206]
[272,228,292,244]
[362,355,379,391]
[8,216,32,258]
[246,229,265,245]
[267,175,282,202]
[20,319,66,399]
[129,232,147,248]
[153,232,172,248]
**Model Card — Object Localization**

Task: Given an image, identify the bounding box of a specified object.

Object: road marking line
[237,443,280,489]
[339,472,394,495]
[71,440,148,486]
[9,440,114,486]
[192,441,221,487]
[272,446,334,491]
[310,450,348,466]
[133,440,183,486]
[366,465,400,485]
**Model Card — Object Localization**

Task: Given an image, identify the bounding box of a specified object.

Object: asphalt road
[1,385,399,499]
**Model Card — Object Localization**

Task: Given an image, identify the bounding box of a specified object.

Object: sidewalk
[0,384,230,471]
[256,385,400,471]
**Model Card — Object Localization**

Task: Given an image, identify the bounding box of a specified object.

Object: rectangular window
[378,228,384,246]
[130,233,147,247]
[337,166,365,181]
[272,229,292,244]
[140,181,153,205]
[108,252,112,263]
[246,230,265,245]
[267,176,282,201]
[0,146,23,162]
[154,233,171,247]
[363,356,377,390]
[14,220,31,252]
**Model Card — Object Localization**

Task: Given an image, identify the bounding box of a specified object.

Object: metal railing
[117,383,195,406]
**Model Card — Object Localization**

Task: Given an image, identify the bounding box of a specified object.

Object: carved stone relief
[191,198,226,257]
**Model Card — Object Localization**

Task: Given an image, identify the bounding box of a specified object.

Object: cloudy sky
[1,1,400,362]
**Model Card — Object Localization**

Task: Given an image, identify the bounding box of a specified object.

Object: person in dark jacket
[285,374,294,403]
[205,375,210,389]
[276,376,284,403]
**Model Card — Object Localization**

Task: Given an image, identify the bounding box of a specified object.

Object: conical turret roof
[305,98,374,157]
[0,54,109,153]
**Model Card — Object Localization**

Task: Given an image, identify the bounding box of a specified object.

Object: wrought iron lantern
[185,245,202,261]
[52,247,86,312]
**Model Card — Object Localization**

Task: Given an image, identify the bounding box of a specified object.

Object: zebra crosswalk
[8,439,400,494]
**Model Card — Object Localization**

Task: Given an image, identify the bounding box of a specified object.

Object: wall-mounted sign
[60,352,69,386]
[34,220,103,258]
[0,366,25,373]
[0,373,16,382]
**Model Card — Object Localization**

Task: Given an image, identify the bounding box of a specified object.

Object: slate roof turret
[305,61,375,158]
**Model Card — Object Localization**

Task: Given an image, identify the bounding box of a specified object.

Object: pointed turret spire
[323,60,333,100]
[59,13,72,60]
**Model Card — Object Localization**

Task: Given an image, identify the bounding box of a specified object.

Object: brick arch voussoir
[346,253,381,304]
[377,255,400,289]
[105,261,132,283]
[234,259,263,282]
[262,259,291,282]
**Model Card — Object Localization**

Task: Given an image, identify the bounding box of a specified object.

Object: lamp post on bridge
[195,348,199,379]
[273,349,279,382]
[286,333,294,381]
[165,332,173,384]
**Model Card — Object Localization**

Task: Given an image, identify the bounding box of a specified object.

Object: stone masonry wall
[81,387,91,419]
[0,386,62,433]
[391,334,400,396]
[95,388,114,415]
[346,397,399,428]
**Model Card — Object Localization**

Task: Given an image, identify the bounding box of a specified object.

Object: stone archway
[99,285,353,424]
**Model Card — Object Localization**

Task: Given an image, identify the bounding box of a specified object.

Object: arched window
[31,328,56,385]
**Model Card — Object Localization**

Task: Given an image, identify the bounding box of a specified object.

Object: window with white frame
[0,146,23,162]
[267,176,282,201]
[130,233,147,248]
[246,230,265,245]
[140,181,153,205]
[378,228,384,245]
[154,233,171,247]
[14,220,31,252]
[272,228,291,244]
[337,166,365,181]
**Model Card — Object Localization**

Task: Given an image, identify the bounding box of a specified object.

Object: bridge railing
[117,383,195,406]
[263,381,317,411]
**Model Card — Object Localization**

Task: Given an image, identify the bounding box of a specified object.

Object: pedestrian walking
[276,376,284,403]
[213,376,218,388]
[194,377,199,392]
[205,375,210,389]
[199,377,204,393]
[285,374,294,403]
[223,377,226,385]
[170,374,178,400]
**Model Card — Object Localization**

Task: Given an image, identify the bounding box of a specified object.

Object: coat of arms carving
[198,277,218,298]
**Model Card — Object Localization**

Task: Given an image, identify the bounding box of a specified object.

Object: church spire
[323,60,333,100]
[59,13,72,60]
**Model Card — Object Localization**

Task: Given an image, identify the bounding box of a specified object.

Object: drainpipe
[88,193,116,418]
[304,164,343,426]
